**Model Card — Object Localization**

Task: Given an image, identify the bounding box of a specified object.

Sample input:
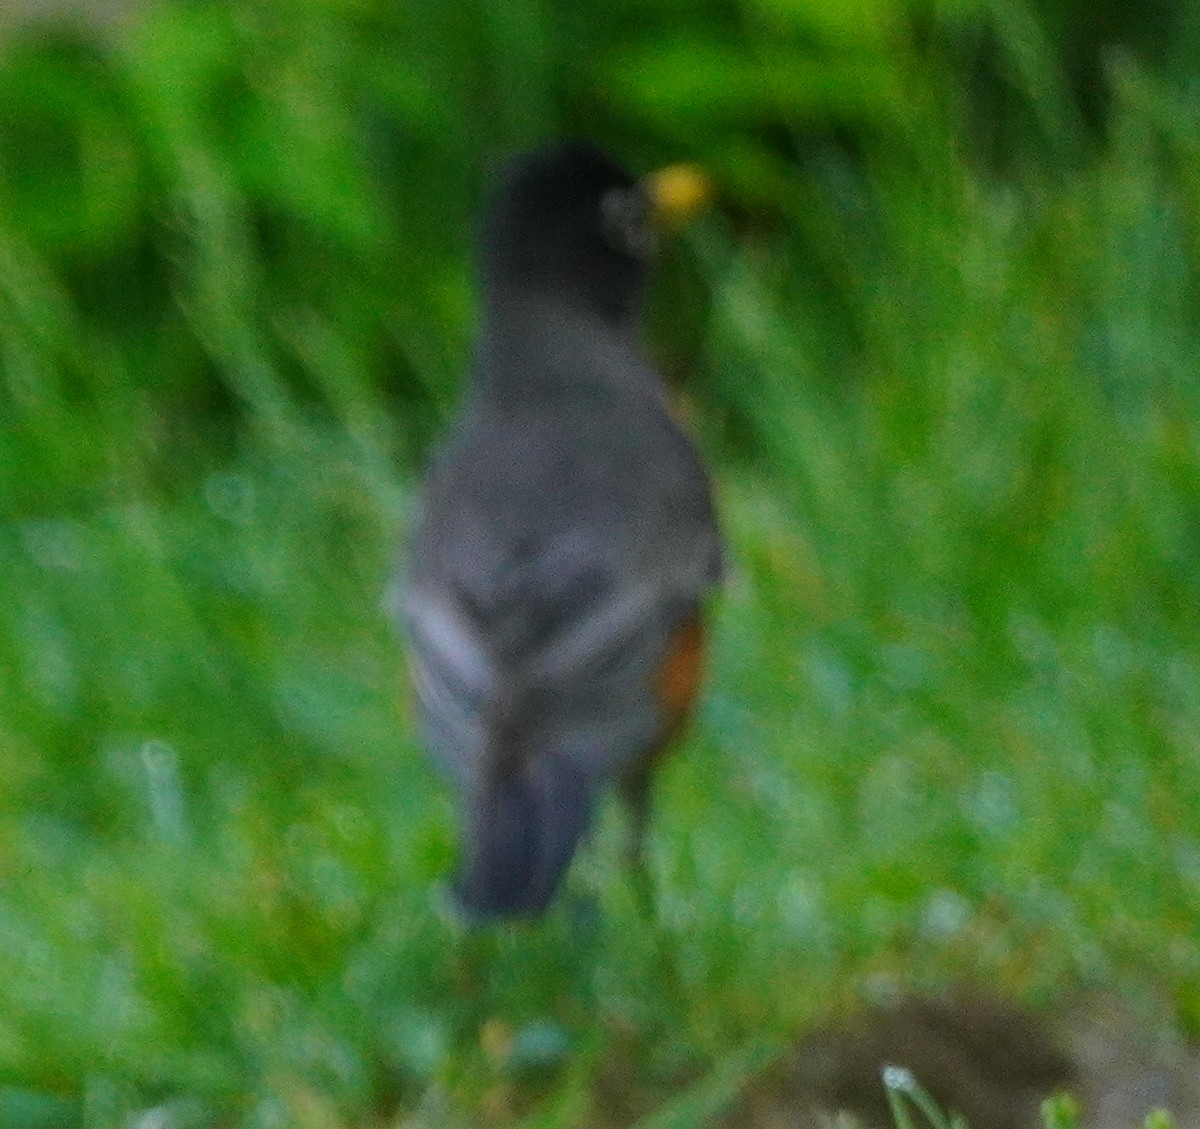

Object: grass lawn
[2,6,1199,1127]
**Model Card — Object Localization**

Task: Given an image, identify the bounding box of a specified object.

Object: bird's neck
[473,291,646,400]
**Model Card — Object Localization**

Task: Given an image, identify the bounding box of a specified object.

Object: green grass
[2,1,1200,1126]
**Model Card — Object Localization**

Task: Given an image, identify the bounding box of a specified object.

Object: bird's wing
[401,394,720,785]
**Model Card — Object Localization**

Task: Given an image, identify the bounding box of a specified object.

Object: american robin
[399,141,722,921]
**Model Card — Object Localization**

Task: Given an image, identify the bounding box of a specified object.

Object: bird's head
[479,141,710,327]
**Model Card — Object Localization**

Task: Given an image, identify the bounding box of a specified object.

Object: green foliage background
[2,0,1200,1125]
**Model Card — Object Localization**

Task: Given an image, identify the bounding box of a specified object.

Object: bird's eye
[599,187,656,260]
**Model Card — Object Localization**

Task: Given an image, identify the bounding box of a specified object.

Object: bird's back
[406,333,719,782]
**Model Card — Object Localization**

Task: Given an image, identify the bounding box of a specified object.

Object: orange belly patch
[653,611,705,723]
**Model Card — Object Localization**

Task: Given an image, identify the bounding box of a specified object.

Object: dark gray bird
[399,141,721,921]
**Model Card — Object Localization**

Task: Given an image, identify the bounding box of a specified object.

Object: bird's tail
[455,737,594,922]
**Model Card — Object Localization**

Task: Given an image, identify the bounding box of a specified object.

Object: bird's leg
[448,905,497,1000]
[619,763,655,917]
